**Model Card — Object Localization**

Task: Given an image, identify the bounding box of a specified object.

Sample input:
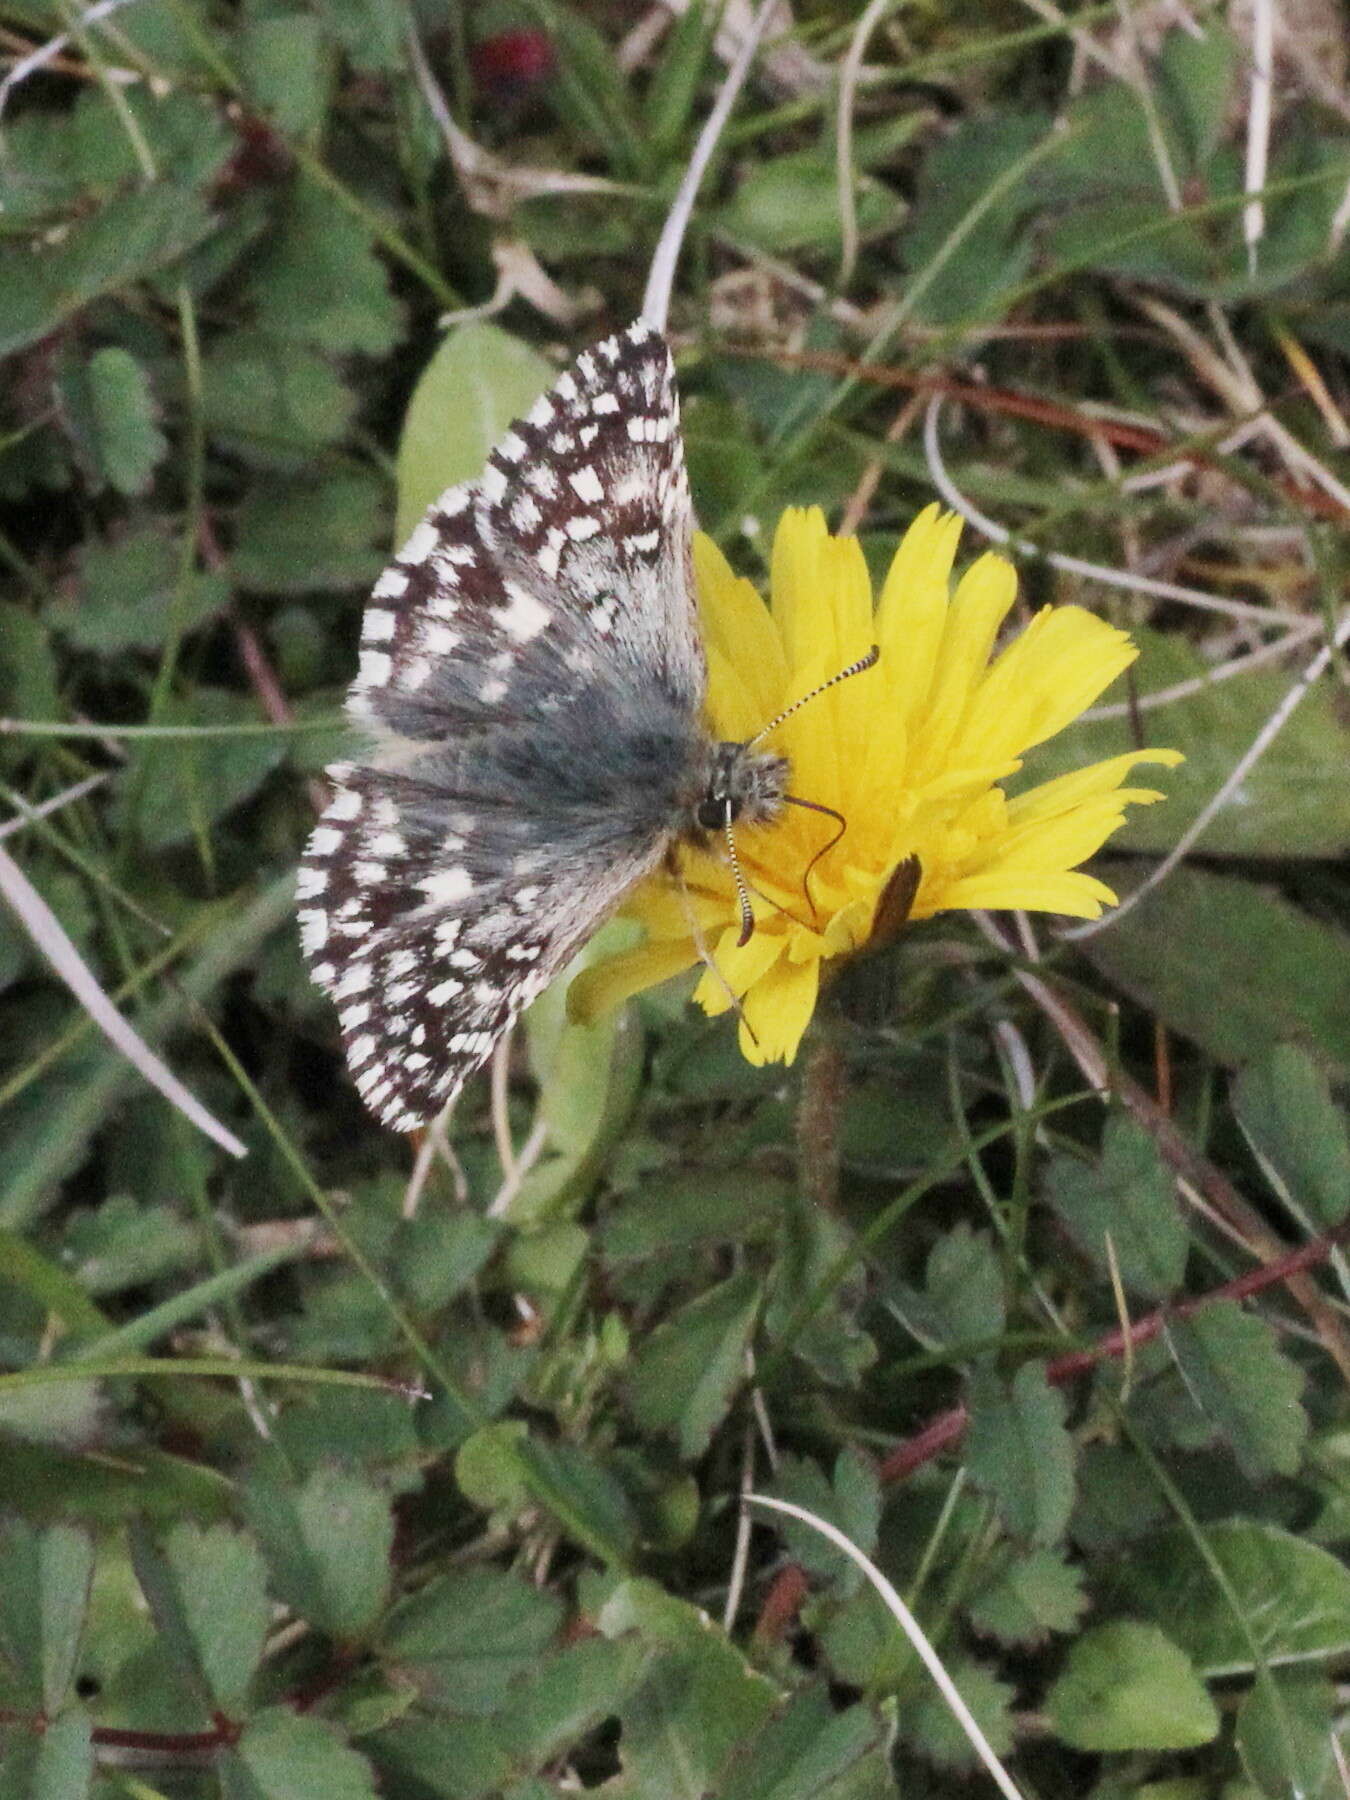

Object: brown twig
[729,344,1350,523]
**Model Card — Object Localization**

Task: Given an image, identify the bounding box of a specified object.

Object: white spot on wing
[480,464,508,504]
[499,585,552,642]
[373,567,409,600]
[419,866,474,904]
[569,465,604,505]
[357,649,391,688]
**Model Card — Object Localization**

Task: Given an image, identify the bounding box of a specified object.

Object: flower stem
[796,1033,847,1212]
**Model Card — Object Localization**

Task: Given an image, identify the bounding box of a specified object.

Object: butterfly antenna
[641,0,784,333]
[781,793,849,920]
[723,812,758,948]
[668,851,760,1050]
[747,645,880,749]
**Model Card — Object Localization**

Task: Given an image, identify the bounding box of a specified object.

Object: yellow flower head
[571,506,1181,1067]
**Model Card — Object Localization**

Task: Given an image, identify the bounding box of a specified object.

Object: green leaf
[129,1521,270,1714]
[899,111,1048,324]
[506,1436,638,1569]
[1233,1045,1350,1229]
[0,1439,232,1527]
[767,1448,881,1585]
[220,1709,377,1800]
[1027,627,1350,859]
[243,175,404,356]
[1235,1670,1340,1800]
[454,1420,531,1514]
[382,1567,563,1714]
[719,1691,897,1800]
[0,1521,94,1713]
[56,347,167,497]
[1043,1117,1186,1300]
[58,527,228,654]
[899,1656,1015,1772]
[245,1466,394,1639]
[644,0,718,155]
[966,1361,1075,1544]
[515,924,646,1222]
[594,1577,777,1800]
[313,0,405,71]
[0,605,58,726]
[498,1635,645,1771]
[1106,1520,1350,1676]
[60,1195,200,1297]
[0,1378,101,1452]
[364,1716,508,1799]
[394,323,552,545]
[533,3,645,177]
[1046,1621,1219,1752]
[0,1705,94,1800]
[232,471,388,594]
[629,1268,761,1459]
[1165,1300,1307,1479]
[1085,864,1350,1079]
[967,1546,1088,1647]
[119,688,289,847]
[715,140,904,253]
[0,181,216,359]
[600,1170,788,1260]
[238,15,330,137]
[917,1222,1005,1349]
[201,331,356,471]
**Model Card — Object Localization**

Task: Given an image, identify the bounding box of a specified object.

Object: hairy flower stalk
[571,505,1182,1065]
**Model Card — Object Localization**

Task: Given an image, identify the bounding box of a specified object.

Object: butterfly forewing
[299,321,704,1129]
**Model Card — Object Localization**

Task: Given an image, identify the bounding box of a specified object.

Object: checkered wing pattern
[298,323,702,1130]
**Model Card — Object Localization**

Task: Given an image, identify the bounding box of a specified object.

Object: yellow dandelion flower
[570,505,1182,1068]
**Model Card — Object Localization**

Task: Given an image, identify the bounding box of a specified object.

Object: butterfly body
[299,321,789,1130]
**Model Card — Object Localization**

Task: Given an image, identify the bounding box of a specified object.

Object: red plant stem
[878,1214,1350,1486]
[0,1712,235,1754]
[752,1562,810,1645]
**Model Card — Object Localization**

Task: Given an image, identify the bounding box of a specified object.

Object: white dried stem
[1242,0,1275,273]
[835,0,892,292]
[921,395,1286,625]
[747,1494,1028,1800]
[0,840,246,1158]
[642,0,785,331]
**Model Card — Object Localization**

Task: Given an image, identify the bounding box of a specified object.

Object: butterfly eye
[696,796,728,831]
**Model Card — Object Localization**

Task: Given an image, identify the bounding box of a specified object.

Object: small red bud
[470,28,555,98]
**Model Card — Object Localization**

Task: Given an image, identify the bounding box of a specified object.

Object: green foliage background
[1,1,1350,1796]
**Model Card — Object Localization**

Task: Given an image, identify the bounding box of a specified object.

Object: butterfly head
[687,740,789,839]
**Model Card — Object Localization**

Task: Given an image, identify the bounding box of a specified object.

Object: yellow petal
[1007,748,1184,827]
[874,505,962,730]
[958,608,1139,765]
[909,552,1018,778]
[694,532,787,729]
[739,953,821,1064]
[769,507,833,673]
[938,869,1119,917]
[693,924,786,1014]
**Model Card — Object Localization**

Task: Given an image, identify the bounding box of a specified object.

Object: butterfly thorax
[683,739,789,841]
